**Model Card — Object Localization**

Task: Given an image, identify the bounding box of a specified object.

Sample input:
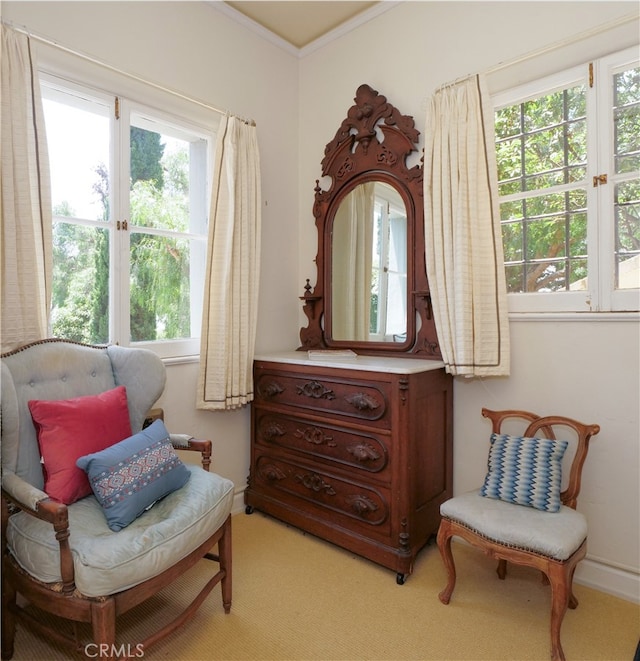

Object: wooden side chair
[1,339,234,660]
[436,408,600,661]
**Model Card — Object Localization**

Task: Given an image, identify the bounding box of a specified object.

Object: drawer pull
[262,423,286,440]
[294,471,337,496]
[296,380,335,400]
[261,381,284,398]
[347,443,380,462]
[259,463,287,482]
[295,426,336,447]
[346,392,380,411]
[346,494,378,516]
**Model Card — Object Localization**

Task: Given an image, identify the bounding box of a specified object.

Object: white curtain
[197,115,261,411]
[423,74,510,377]
[331,182,375,340]
[1,25,52,351]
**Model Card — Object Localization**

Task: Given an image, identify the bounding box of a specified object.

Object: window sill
[509,311,640,322]
[162,354,200,366]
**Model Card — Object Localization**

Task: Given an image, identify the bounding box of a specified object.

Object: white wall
[2,0,638,602]
[1,0,302,510]
[298,2,640,601]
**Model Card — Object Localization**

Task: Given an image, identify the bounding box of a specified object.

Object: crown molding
[206,1,402,59]
[299,1,401,57]
[206,1,300,56]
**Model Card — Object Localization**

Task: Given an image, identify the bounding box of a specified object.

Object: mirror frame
[299,84,442,359]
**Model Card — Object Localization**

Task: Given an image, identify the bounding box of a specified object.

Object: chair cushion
[441,490,587,560]
[76,420,191,532]
[6,466,234,597]
[480,433,568,512]
[28,386,133,504]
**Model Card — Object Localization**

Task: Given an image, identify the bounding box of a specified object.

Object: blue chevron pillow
[480,433,568,512]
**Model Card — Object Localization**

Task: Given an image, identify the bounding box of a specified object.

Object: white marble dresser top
[254,351,445,375]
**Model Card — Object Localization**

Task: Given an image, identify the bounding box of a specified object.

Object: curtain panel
[197,115,262,411]
[423,74,510,377]
[1,25,52,351]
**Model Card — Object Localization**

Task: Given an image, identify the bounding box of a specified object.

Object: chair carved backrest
[1,339,166,490]
[482,408,601,510]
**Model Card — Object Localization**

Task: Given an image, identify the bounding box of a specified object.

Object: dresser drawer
[254,369,391,428]
[252,453,391,536]
[254,411,390,477]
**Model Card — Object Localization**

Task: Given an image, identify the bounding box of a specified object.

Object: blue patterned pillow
[76,420,190,531]
[480,433,568,512]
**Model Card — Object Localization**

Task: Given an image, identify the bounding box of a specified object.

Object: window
[494,46,639,313]
[42,75,213,357]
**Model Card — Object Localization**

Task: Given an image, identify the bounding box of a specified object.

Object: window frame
[492,46,640,315]
[40,70,217,359]
[596,47,640,313]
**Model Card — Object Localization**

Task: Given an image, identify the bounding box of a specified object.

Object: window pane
[128,114,209,346]
[44,87,111,343]
[43,96,110,222]
[494,104,521,140]
[613,64,640,291]
[614,67,640,174]
[496,85,587,195]
[526,259,567,292]
[615,179,640,289]
[129,118,207,234]
[129,233,206,342]
[51,222,110,344]
[502,220,523,263]
[500,189,587,293]
[505,263,524,293]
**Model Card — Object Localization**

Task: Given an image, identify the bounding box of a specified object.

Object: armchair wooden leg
[436,520,456,605]
[1,570,16,660]
[90,599,116,660]
[548,564,570,661]
[496,559,507,580]
[220,517,232,614]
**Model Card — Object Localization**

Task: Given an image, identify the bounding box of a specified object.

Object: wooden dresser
[245,352,453,583]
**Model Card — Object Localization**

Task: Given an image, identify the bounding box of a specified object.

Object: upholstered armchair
[1,339,234,659]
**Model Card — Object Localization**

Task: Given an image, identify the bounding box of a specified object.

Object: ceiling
[223,1,380,49]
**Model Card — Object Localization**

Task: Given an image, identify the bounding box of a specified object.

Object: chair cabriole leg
[436,519,456,604]
[548,563,570,661]
[568,564,579,609]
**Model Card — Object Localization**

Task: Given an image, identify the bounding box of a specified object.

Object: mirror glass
[331,181,407,343]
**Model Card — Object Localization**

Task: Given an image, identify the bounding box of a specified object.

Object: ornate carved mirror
[299,84,441,358]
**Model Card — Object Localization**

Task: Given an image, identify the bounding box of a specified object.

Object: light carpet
[11,511,640,661]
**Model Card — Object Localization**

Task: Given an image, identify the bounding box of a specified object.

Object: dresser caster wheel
[396,573,406,585]
[245,505,254,514]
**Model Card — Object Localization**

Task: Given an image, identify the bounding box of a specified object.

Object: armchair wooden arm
[147,408,214,473]
[171,439,212,473]
[1,489,75,594]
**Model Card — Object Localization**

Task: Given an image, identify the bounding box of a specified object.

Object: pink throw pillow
[28,385,132,504]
